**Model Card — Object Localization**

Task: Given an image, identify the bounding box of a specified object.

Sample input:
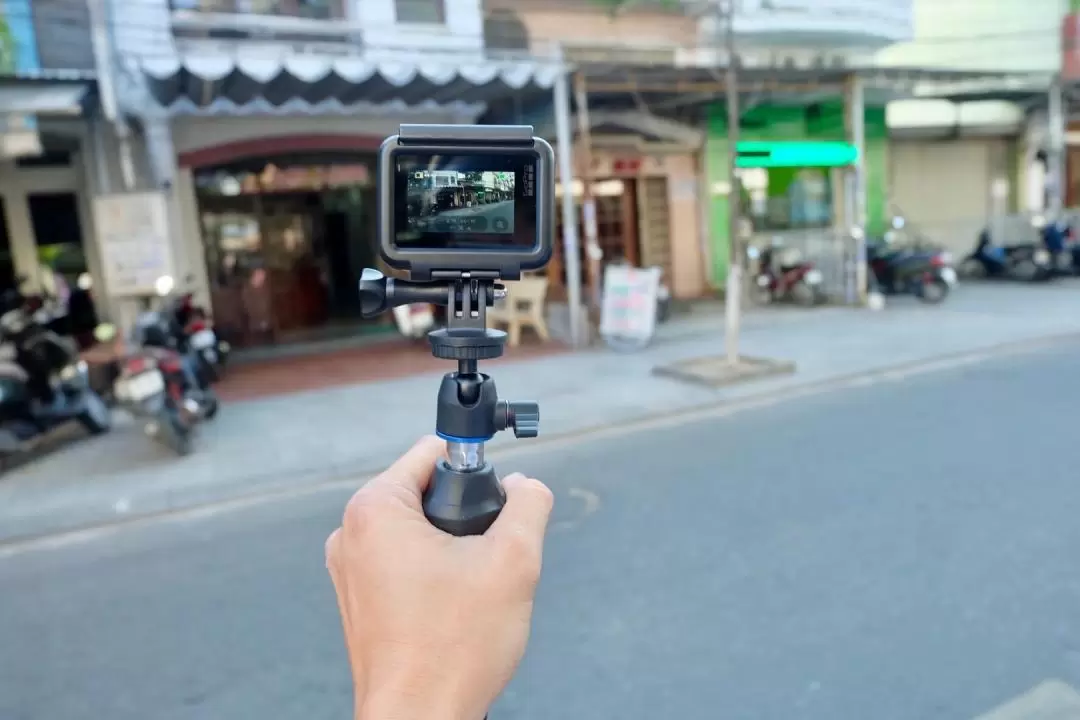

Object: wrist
[356,683,476,720]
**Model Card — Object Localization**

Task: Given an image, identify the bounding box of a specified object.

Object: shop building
[0,0,102,297]
[108,0,559,347]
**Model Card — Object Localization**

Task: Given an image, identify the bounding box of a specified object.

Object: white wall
[876,0,1067,73]
[109,0,484,62]
[356,0,484,58]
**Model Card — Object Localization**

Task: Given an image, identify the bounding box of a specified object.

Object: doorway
[197,176,381,347]
[27,192,87,294]
[549,177,642,299]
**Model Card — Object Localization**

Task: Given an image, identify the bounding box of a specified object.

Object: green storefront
[704,102,889,286]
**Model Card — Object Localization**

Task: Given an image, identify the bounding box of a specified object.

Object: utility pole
[720,0,743,365]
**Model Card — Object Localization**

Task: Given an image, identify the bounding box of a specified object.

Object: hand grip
[422,460,505,536]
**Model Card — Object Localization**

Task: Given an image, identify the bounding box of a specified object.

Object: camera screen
[392,152,538,251]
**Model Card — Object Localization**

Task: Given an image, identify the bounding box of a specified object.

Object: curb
[3,330,1080,551]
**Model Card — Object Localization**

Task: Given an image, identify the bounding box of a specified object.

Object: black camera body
[377,124,555,282]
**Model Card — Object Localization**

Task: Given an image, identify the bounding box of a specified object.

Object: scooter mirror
[94,323,118,343]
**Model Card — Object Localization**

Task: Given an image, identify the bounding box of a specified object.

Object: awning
[574,63,1052,114]
[0,82,92,117]
[137,55,562,118]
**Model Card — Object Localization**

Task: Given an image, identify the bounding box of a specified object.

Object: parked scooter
[866,231,956,304]
[0,297,112,456]
[150,275,227,388]
[1042,220,1077,277]
[171,280,230,380]
[960,228,1053,282]
[96,279,219,456]
[750,244,827,306]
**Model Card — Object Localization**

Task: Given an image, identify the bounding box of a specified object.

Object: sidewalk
[3,281,1080,543]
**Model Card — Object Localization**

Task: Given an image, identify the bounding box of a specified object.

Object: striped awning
[135,54,562,118]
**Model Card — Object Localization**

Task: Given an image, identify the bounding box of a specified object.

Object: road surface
[4,342,1080,720]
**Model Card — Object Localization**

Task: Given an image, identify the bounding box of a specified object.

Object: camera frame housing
[378,124,555,282]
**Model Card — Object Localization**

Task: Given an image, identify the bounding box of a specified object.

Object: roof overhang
[574,62,1052,112]
[133,54,562,120]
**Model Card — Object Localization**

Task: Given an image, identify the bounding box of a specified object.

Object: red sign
[1063,14,1080,81]
[612,158,643,175]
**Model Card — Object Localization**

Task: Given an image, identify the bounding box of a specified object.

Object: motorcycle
[171,279,230,380]
[960,229,1053,282]
[751,245,827,306]
[867,236,956,304]
[96,289,220,456]
[0,299,112,456]
[147,275,226,389]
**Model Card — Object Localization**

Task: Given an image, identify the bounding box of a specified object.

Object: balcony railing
[169,0,360,52]
[168,0,345,20]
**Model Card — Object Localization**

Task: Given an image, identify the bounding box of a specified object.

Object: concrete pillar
[1048,74,1066,216]
[143,115,185,291]
[0,183,40,292]
[843,73,867,303]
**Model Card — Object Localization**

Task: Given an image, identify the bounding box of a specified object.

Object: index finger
[367,435,447,507]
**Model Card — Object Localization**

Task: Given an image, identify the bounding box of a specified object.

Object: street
[4,339,1080,720]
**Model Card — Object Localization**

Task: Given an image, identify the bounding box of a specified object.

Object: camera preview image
[405,169,515,234]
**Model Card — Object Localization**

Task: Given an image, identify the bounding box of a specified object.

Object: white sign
[94,192,174,297]
[599,264,662,342]
[582,198,598,242]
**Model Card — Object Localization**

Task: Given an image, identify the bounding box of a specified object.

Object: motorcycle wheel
[959,258,985,279]
[157,408,194,456]
[751,283,773,305]
[76,390,113,435]
[1012,259,1040,281]
[791,281,818,307]
[203,388,220,420]
[918,278,949,304]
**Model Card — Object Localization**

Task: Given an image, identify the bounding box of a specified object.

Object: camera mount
[358,267,539,536]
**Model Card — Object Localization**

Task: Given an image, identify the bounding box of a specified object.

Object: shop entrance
[194,154,383,347]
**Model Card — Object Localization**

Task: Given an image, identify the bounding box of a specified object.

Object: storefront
[705,101,889,287]
[542,111,706,300]
[192,153,382,346]
[0,82,100,299]
[124,55,561,349]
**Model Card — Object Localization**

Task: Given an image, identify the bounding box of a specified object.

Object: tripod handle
[423,459,505,536]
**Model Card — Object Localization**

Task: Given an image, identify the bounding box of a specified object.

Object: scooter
[751,245,827,306]
[96,281,219,456]
[867,237,956,304]
[172,280,230,380]
[0,300,112,456]
[960,229,1053,282]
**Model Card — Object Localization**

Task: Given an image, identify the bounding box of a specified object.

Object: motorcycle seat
[0,360,28,382]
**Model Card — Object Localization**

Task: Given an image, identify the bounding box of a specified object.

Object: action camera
[377,124,555,282]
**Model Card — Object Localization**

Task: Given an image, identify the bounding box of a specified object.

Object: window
[394,0,445,24]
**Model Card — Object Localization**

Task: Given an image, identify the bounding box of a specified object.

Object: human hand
[326,436,554,720]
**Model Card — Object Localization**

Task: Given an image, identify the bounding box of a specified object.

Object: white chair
[487,277,551,348]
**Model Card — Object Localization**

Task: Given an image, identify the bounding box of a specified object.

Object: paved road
[4,342,1080,720]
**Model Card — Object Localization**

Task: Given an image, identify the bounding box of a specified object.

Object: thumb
[487,473,554,552]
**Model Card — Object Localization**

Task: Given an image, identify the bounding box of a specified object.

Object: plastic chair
[487,276,550,347]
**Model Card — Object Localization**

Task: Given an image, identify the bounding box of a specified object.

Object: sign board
[599,264,662,343]
[94,192,174,297]
[0,113,41,158]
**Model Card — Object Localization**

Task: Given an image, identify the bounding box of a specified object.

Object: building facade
[877,0,1066,253]
[0,0,102,297]
[109,0,558,347]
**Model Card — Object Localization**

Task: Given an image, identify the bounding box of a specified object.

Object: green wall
[704,102,889,287]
